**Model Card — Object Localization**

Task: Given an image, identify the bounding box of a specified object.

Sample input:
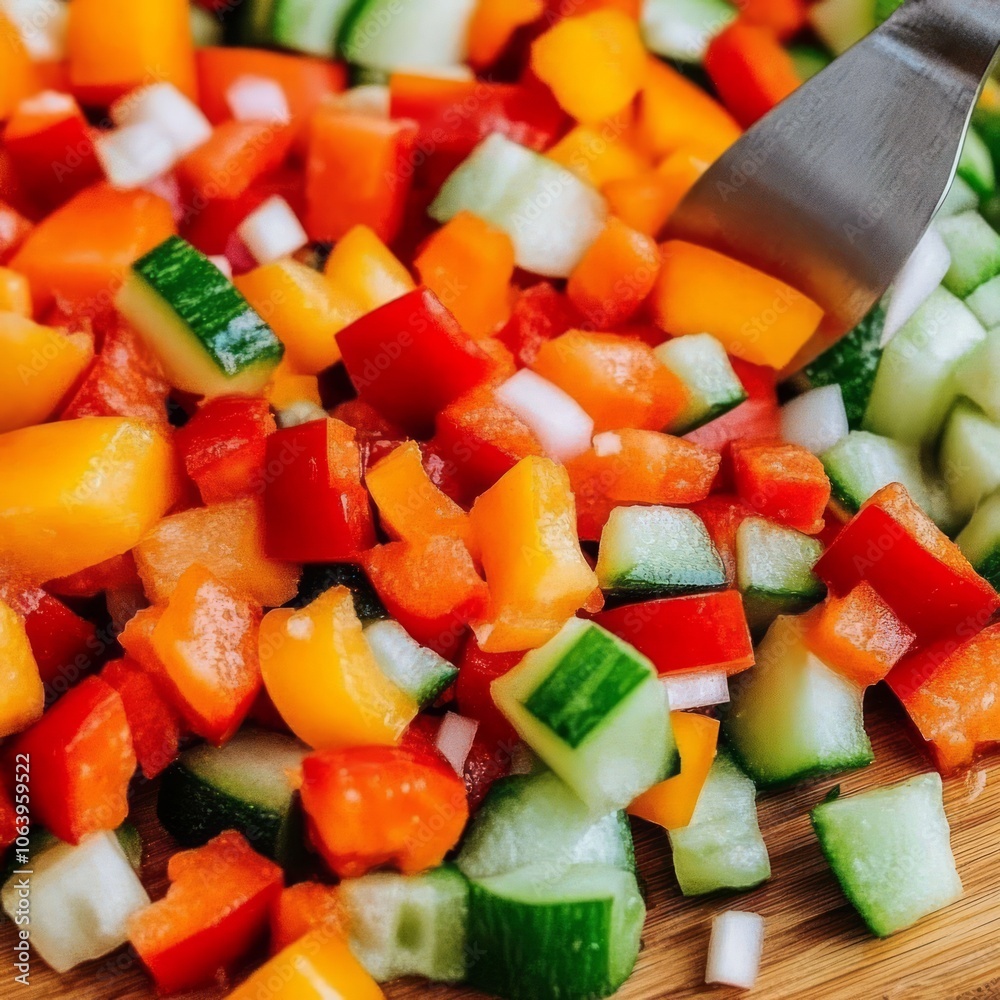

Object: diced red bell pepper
[338,288,500,435]
[8,676,135,844]
[101,657,184,778]
[299,733,469,878]
[685,359,779,455]
[269,882,344,955]
[815,483,1000,643]
[688,494,753,586]
[263,418,376,563]
[731,440,830,535]
[736,0,807,39]
[47,551,142,598]
[593,590,754,676]
[176,396,276,504]
[0,784,16,851]
[128,831,284,995]
[0,198,32,263]
[364,535,489,657]
[463,731,513,811]
[496,282,583,369]
[455,636,523,749]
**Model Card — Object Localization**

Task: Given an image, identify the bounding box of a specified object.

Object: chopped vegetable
[705,910,766,990]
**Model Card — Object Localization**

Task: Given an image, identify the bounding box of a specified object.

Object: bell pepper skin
[463,729,514,810]
[176,396,276,505]
[815,484,999,643]
[0,599,43,738]
[496,283,582,370]
[322,224,415,321]
[0,14,38,122]
[300,733,469,878]
[263,418,375,563]
[46,551,141,598]
[0,417,179,582]
[689,495,754,585]
[455,637,523,749]
[128,831,284,995]
[8,676,135,844]
[269,882,344,955]
[468,0,544,65]
[260,586,417,750]
[0,784,16,852]
[0,199,32,264]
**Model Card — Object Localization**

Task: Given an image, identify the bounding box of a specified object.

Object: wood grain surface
[4,688,1000,1000]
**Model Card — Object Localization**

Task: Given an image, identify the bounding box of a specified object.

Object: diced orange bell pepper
[651,241,824,369]
[0,14,39,121]
[567,429,721,540]
[802,583,916,688]
[628,712,719,829]
[603,172,676,238]
[10,183,175,312]
[690,495,753,585]
[567,217,661,328]
[0,599,43,738]
[134,497,301,608]
[149,566,262,745]
[496,282,583,368]
[270,882,344,955]
[0,268,30,314]
[737,0,807,39]
[265,361,322,409]
[129,832,284,995]
[323,224,415,318]
[0,313,93,433]
[0,417,179,582]
[637,58,741,160]
[531,10,647,123]
[119,605,165,670]
[654,147,710,217]
[259,586,417,749]
[415,212,515,338]
[67,0,195,104]
[547,124,649,189]
[468,0,545,67]
[531,330,688,432]
[470,456,599,652]
[366,441,474,551]
[0,198,33,264]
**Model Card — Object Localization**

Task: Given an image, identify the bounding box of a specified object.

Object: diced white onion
[236,195,309,265]
[142,172,184,223]
[94,122,178,191]
[329,85,391,119]
[111,82,212,158]
[780,384,849,456]
[15,89,74,116]
[705,911,765,990]
[592,431,622,457]
[1,0,68,60]
[208,255,233,279]
[435,712,479,776]
[662,670,730,711]
[495,370,595,463]
[881,226,951,346]
[226,75,291,124]
[277,400,328,429]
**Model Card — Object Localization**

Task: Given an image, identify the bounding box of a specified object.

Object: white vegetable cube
[226,75,292,124]
[705,911,765,990]
[111,83,212,157]
[94,122,178,190]
[1,831,150,973]
[661,669,729,711]
[780,385,848,456]
[956,329,1000,423]
[880,226,951,345]
[495,370,594,463]
[237,196,309,265]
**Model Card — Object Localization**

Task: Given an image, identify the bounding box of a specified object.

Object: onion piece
[881,226,951,346]
[780,384,849,456]
[111,83,212,159]
[592,431,622,457]
[208,255,233,279]
[236,196,308,265]
[495,370,594,463]
[226,75,291,124]
[705,910,765,990]
[94,122,178,191]
[14,89,75,116]
[1,0,68,60]
[435,712,479,776]
[662,670,730,711]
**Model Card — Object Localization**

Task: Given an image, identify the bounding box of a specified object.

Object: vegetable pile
[0,0,997,997]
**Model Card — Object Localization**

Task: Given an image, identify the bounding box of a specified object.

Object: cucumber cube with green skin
[724,616,873,789]
[788,44,832,82]
[965,275,1000,329]
[958,129,997,197]
[492,618,677,816]
[810,773,962,937]
[467,863,645,1000]
[596,505,726,602]
[116,236,283,398]
[939,175,982,218]
[937,212,1000,298]
[363,620,458,707]
[862,286,986,445]
[735,517,824,636]
[232,0,354,55]
[807,0,876,55]
[668,749,770,896]
[956,487,1000,589]
[654,333,747,434]
[955,328,1000,423]
[339,866,469,983]
[939,398,1000,521]
[640,0,737,64]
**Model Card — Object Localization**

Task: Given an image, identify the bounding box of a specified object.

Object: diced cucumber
[429,134,607,279]
[157,729,308,868]
[457,770,634,881]
[640,0,737,64]
[232,0,353,54]
[938,175,981,218]
[190,4,224,47]
[958,129,997,198]
[467,863,645,1000]
[596,506,726,601]
[654,334,747,434]
[788,44,833,82]
[810,773,962,937]
[955,328,1000,422]
[1,831,149,973]
[735,517,824,635]
[939,399,1000,521]
[116,822,143,871]
[873,0,904,23]
[363,620,457,707]
[801,304,884,429]
[284,562,387,621]
[956,487,1000,589]
[862,286,986,445]
[965,274,1000,329]
[492,618,676,816]
[116,236,283,398]
[340,866,468,983]
[668,750,770,896]
[339,0,477,71]
[936,212,1000,298]
[808,0,877,55]
[723,616,874,789]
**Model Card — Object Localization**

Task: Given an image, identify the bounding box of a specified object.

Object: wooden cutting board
[4,688,1000,1000]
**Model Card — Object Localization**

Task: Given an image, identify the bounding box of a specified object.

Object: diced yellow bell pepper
[629,711,719,830]
[0,14,38,120]
[0,600,43,739]
[547,124,649,189]
[259,586,418,749]
[228,930,384,1000]
[470,456,599,653]
[265,358,323,409]
[0,312,94,434]
[323,225,414,319]
[0,270,31,316]
[0,417,180,582]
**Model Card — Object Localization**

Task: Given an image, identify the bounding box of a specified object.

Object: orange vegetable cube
[269,882,344,955]
[323,225,414,318]
[603,172,676,237]
[0,599,43,738]
[0,14,39,121]
[738,0,807,38]
[547,124,648,189]
[468,0,545,67]
[0,268,30,314]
